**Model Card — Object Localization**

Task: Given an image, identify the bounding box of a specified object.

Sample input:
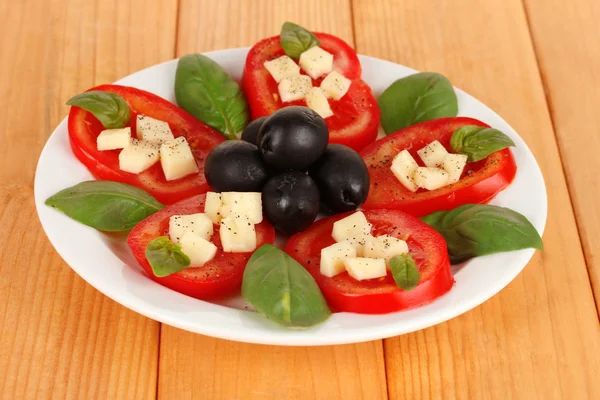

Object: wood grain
[0,0,178,397]
[523,0,600,310]
[352,0,600,398]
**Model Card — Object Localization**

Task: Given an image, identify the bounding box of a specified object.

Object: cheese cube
[417,140,449,167]
[220,192,263,224]
[344,257,387,281]
[364,235,409,262]
[442,153,468,184]
[391,150,419,192]
[204,192,223,224]
[136,115,175,144]
[118,139,160,174]
[305,87,333,118]
[169,213,213,243]
[220,217,257,253]
[264,55,301,83]
[159,137,199,181]
[299,46,333,79]
[278,75,312,102]
[320,241,357,277]
[178,232,217,266]
[413,167,450,190]
[320,71,351,100]
[97,127,131,151]
[332,211,372,255]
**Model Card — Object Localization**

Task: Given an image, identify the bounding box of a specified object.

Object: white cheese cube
[220,192,263,224]
[264,55,301,83]
[417,140,449,167]
[169,213,213,243]
[178,231,217,266]
[118,139,160,174]
[159,137,198,181]
[204,192,223,224]
[320,241,357,277]
[391,150,419,192]
[220,217,257,253]
[97,127,131,151]
[332,211,372,255]
[136,115,175,144]
[442,153,468,184]
[299,46,333,79]
[278,75,312,102]
[344,257,387,281]
[305,87,333,119]
[413,167,450,190]
[364,235,409,263]
[320,71,352,100]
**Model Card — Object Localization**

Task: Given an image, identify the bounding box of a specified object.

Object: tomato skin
[360,117,517,216]
[68,84,225,205]
[285,210,453,314]
[127,194,276,300]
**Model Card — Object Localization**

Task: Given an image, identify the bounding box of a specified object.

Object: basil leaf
[389,254,420,291]
[242,244,331,328]
[378,72,458,134]
[175,54,248,140]
[145,236,191,277]
[66,91,130,129]
[421,204,543,264]
[450,126,516,162]
[45,181,164,231]
[280,22,320,59]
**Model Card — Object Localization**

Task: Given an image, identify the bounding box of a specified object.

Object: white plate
[34,48,547,346]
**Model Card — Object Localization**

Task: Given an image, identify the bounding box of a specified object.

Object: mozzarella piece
[344,257,387,281]
[118,139,160,174]
[136,115,175,144]
[220,192,263,224]
[320,71,351,100]
[413,167,450,190]
[305,87,333,118]
[278,75,312,102]
[204,192,223,224]
[264,55,301,83]
[320,241,357,277]
[220,217,257,253]
[169,213,213,243]
[332,211,372,255]
[159,137,198,181]
[364,235,409,262]
[417,140,449,167]
[97,127,131,151]
[391,150,419,192]
[178,232,217,266]
[299,46,333,79]
[442,153,468,184]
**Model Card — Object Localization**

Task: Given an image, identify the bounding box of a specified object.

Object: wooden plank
[159,1,387,399]
[0,0,178,397]
[352,0,600,398]
[523,0,600,309]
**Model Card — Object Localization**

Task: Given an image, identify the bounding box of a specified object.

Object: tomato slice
[68,84,225,205]
[242,34,380,151]
[127,194,275,300]
[360,117,517,216]
[285,210,453,314]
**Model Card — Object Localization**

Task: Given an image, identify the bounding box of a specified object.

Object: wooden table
[2,0,599,398]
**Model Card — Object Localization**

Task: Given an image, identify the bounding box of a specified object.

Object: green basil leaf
[421,204,543,264]
[45,181,164,231]
[66,90,130,129]
[280,22,320,59]
[145,236,191,277]
[175,54,248,140]
[450,126,516,162]
[389,254,420,291]
[378,72,458,134]
[242,244,331,328]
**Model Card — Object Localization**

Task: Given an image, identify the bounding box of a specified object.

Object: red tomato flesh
[127,194,276,300]
[360,117,517,216]
[285,210,453,314]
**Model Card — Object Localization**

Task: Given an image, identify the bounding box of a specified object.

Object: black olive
[204,141,269,192]
[262,170,320,235]
[309,144,370,213]
[256,106,328,170]
[241,116,267,145]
